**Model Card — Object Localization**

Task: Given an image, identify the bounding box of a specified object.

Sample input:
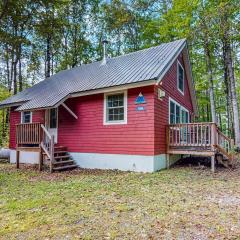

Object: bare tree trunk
[18,44,22,91]
[225,42,240,146]
[9,48,14,92]
[222,45,233,137]
[72,25,78,68]
[203,42,217,123]
[46,35,51,78]
[5,44,10,90]
[13,53,18,94]
[221,11,240,146]
[51,51,54,75]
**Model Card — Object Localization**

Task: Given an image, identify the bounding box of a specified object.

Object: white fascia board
[156,42,186,85]
[70,80,156,99]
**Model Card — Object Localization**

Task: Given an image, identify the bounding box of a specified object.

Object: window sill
[104,120,127,125]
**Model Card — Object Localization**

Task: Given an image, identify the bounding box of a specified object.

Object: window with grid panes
[106,93,125,122]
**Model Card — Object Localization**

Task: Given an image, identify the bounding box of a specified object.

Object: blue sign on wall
[136,106,145,111]
[135,92,146,104]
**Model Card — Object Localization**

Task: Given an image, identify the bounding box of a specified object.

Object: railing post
[211,123,216,151]
[50,135,54,173]
[211,155,215,173]
[39,148,43,171]
[166,126,169,153]
[16,150,20,169]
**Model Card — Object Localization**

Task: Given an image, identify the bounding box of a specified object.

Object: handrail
[214,145,232,160]
[168,122,216,126]
[216,128,233,145]
[40,124,54,173]
[216,127,234,160]
[41,124,52,139]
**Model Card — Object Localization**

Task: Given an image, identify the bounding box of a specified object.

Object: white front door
[47,108,58,143]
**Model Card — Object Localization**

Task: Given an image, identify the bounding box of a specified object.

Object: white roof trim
[156,42,197,115]
[156,41,186,84]
[70,80,156,98]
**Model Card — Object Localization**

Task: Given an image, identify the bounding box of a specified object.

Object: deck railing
[40,124,54,172]
[167,122,233,156]
[16,122,55,172]
[16,122,42,146]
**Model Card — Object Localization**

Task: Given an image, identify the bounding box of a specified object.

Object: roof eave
[70,79,157,98]
[0,101,27,110]
[156,40,187,84]
[15,80,157,112]
[156,40,198,115]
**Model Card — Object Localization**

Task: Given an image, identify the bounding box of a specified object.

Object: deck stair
[215,152,230,168]
[40,124,78,172]
[43,145,78,172]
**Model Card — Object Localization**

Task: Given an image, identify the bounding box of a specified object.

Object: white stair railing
[40,124,54,173]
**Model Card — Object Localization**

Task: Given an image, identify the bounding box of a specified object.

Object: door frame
[45,108,58,143]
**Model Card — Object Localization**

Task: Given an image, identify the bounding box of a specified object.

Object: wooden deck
[166,122,234,171]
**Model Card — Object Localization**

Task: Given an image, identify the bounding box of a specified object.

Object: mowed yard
[0,163,240,240]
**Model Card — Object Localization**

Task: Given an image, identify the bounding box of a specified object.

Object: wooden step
[45,155,71,161]
[54,146,67,151]
[43,150,67,156]
[53,164,78,171]
[53,160,74,165]
[215,153,230,168]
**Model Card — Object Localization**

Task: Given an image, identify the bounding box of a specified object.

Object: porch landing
[16,123,77,172]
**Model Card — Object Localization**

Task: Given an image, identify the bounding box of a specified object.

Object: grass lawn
[0,163,240,239]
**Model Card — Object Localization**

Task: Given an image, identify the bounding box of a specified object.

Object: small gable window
[104,91,127,124]
[21,111,32,124]
[177,61,184,94]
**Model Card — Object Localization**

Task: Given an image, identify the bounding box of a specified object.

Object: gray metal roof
[0,39,187,111]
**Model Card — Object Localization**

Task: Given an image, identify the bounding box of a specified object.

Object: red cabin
[0,39,232,172]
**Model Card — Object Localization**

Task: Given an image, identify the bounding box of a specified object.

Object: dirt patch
[208,194,240,206]
[1,163,127,182]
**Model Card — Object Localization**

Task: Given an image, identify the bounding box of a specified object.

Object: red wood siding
[9,108,45,149]
[154,53,194,155]
[58,86,155,155]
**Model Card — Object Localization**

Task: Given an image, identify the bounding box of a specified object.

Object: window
[170,101,175,124]
[104,91,127,124]
[181,109,189,123]
[169,98,189,124]
[176,105,180,123]
[49,108,58,128]
[21,111,32,123]
[177,61,184,94]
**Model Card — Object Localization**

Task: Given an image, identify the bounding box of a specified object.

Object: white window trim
[177,60,184,95]
[169,97,189,124]
[104,90,128,125]
[21,111,32,124]
[48,108,58,129]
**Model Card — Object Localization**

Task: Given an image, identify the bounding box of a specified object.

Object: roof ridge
[58,38,186,72]
[108,38,186,61]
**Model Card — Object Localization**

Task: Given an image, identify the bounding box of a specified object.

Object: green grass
[0,163,240,239]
